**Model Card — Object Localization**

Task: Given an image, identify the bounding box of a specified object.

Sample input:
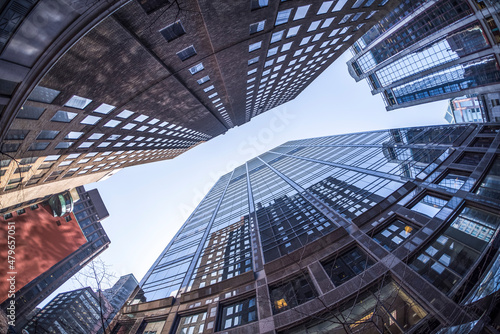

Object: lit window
[189,63,204,74]
[159,21,186,42]
[276,9,292,25]
[80,115,101,125]
[93,103,115,114]
[249,41,262,52]
[270,275,316,314]
[197,76,210,85]
[294,5,310,20]
[286,26,300,38]
[249,20,265,34]
[64,95,92,109]
[51,111,77,123]
[270,30,284,43]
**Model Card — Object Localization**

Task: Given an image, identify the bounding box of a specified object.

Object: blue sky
[44,52,449,303]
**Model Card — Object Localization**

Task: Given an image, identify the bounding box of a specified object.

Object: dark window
[470,137,493,148]
[251,0,268,10]
[51,110,77,123]
[177,45,197,61]
[4,213,13,219]
[0,78,17,96]
[15,166,31,174]
[37,130,60,140]
[476,157,500,200]
[8,177,23,184]
[480,125,500,133]
[409,206,500,294]
[249,21,265,34]
[160,21,186,42]
[16,105,45,120]
[219,297,257,330]
[17,209,25,215]
[28,86,60,103]
[5,129,29,140]
[0,170,5,177]
[372,220,417,251]
[1,143,20,152]
[38,163,53,169]
[322,247,375,286]
[55,142,73,149]
[30,204,39,210]
[0,160,9,167]
[65,215,72,222]
[270,274,316,314]
[20,157,38,165]
[456,152,484,165]
[28,142,50,151]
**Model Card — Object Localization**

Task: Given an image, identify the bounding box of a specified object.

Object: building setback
[346,0,500,116]
[110,123,500,333]
[0,0,399,208]
[0,186,111,330]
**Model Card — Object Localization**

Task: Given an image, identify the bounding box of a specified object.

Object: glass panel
[476,157,500,200]
[323,247,375,286]
[219,297,257,330]
[372,220,417,251]
[270,274,316,314]
[411,195,447,218]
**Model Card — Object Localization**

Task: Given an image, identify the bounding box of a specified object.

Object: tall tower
[111,123,500,333]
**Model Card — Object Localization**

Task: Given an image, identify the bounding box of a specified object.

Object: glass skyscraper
[347,0,500,117]
[111,123,500,333]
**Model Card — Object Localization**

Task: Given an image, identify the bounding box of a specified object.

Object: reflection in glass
[372,220,416,251]
[438,171,470,190]
[323,247,374,286]
[220,297,257,330]
[270,274,316,314]
[411,195,447,218]
[174,311,207,334]
[476,157,500,200]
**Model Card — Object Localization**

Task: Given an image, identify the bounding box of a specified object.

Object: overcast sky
[42,52,449,305]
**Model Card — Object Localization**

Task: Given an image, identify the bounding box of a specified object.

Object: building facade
[445,95,486,123]
[23,287,112,334]
[1,185,111,330]
[110,123,500,333]
[103,274,139,331]
[0,0,399,207]
[346,0,500,113]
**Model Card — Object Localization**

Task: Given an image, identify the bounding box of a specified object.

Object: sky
[42,52,449,304]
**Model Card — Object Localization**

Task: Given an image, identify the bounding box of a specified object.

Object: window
[189,63,204,74]
[3,213,13,220]
[294,5,310,20]
[104,120,121,128]
[437,170,470,190]
[300,36,311,46]
[267,46,278,57]
[251,0,268,10]
[249,20,265,34]
[270,274,316,314]
[28,142,50,151]
[117,110,134,118]
[372,220,417,251]
[16,105,45,120]
[160,21,186,42]
[55,142,73,149]
[20,157,37,165]
[219,297,257,330]
[64,95,92,109]
[65,131,84,140]
[5,129,29,140]
[173,311,207,334]
[411,195,447,218]
[28,86,60,103]
[271,30,284,43]
[17,209,26,215]
[307,20,321,32]
[317,1,333,14]
[332,0,348,11]
[249,41,262,52]
[410,206,500,294]
[93,103,115,114]
[456,152,484,165]
[203,85,214,92]
[37,130,59,140]
[134,115,148,122]
[476,157,500,200]
[80,115,101,125]
[177,45,197,61]
[286,26,300,38]
[197,76,210,85]
[322,247,374,286]
[282,42,293,51]
[276,9,292,25]
[51,111,77,123]
[88,133,104,140]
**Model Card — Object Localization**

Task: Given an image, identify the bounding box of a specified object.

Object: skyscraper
[1,185,111,329]
[346,0,500,115]
[0,0,399,207]
[111,123,500,333]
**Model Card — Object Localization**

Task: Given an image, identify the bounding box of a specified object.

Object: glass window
[410,207,500,294]
[64,95,92,109]
[51,110,77,123]
[317,1,333,14]
[93,103,115,114]
[116,110,134,118]
[219,297,257,330]
[174,311,207,334]
[104,120,121,128]
[28,142,50,151]
[294,5,310,20]
[276,9,292,25]
[287,26,301,38]
[270,274,316,314]
[134,115,148,122]
[271,30,284,43]
[251,0,268,10]
[16,105,45,120]
[267,46,278,57]
[411,195,447,218]
[307,20,321,32]
[28,86,60,103]
[437,170,470,190]
[189,63,204,74]
[476,157,500,200]
[36,130,59,140]
[249,20,265,34]
[88,133,104,140]
[55,142,73,149]
[160,21,186,42]
[197,76,210,85]
[322,247,375,286]
[282,41,293,51]
[65,131,84,140]
[332,0,348,11]
[372,220,417,251]
[177,45,197,61]
[249,41,262,52]
[5,129,29,140]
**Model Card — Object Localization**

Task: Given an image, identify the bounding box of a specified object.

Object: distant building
[111,123,500,333]
[0,0,400,208]
[102,274,138,329]
[0,186,111,330]
[445,95,486,123]
[23,287,112,334]
[347,0,500,113]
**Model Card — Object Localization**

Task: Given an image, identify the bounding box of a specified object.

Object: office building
[1,185,111,330]
[110,123,500,333]
[23,287,113,334]
[102,274,139,330]
[445,95,486,123]
[0,0,399,208]
[346,0,500,113]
